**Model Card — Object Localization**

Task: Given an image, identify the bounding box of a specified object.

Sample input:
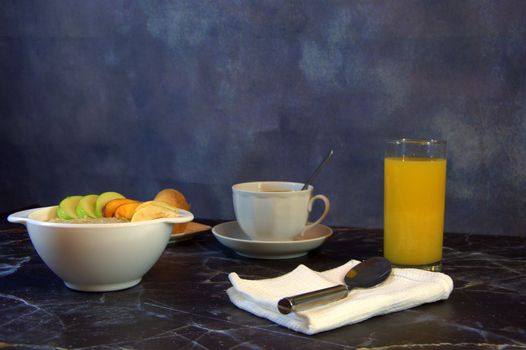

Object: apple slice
[114,201,142,221]
[131,204,178,222]
[95,191,125,218]
[57,206,68,220]
[103,198,139,218]
[57,195,83,220]
[76,194,99,218]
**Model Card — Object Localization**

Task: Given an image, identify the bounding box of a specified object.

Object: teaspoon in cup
[301,149,334,191]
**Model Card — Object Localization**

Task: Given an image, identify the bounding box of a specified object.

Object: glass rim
[387,138,446,146]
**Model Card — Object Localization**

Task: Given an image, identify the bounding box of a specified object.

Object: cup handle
[305,194,330,230]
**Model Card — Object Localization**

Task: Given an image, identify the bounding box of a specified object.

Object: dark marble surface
[1,220,525,349]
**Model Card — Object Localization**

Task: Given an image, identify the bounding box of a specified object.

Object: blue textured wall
[1,1,525,236]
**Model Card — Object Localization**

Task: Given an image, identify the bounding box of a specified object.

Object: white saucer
[212,221,332,259]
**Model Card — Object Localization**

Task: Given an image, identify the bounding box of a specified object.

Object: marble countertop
[1,220,525,349]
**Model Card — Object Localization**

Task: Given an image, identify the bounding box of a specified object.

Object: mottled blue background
[1,1,525,236]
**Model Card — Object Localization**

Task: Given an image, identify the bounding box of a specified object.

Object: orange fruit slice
[115,201,142,221]
[103,198,139,218]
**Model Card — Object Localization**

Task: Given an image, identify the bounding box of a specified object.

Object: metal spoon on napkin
[278,257,392,314]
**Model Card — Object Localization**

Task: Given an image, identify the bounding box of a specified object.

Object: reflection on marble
[0,222,525,349]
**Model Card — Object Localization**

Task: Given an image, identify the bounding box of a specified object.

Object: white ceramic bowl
[8,206,194,292]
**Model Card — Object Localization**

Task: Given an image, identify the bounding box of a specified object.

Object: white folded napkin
[227,260,453,335]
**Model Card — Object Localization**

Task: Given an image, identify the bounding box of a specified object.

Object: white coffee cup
[232,181,330,241]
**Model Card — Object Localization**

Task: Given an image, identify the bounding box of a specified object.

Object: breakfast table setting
[1,217,525,349]
[0,215,526,349]
[1,144,525,349]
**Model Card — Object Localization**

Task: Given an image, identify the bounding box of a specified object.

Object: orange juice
[384,157,446,266]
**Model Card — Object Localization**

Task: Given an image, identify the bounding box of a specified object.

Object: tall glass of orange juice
[384,139,447,271]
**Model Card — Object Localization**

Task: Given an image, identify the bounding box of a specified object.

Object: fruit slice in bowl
[114,201,142,221]
[102,198,139,218]
[132,201,179,222]
[76,194,99,219]
[95,191,125,218]
[57,195,82,219]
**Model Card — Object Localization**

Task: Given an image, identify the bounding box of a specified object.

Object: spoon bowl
[345,256,393,288]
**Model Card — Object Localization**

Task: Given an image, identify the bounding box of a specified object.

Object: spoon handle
[301,149,334,190]
[277,284,349,315]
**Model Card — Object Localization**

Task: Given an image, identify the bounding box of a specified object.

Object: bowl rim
[8,206,194,229]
